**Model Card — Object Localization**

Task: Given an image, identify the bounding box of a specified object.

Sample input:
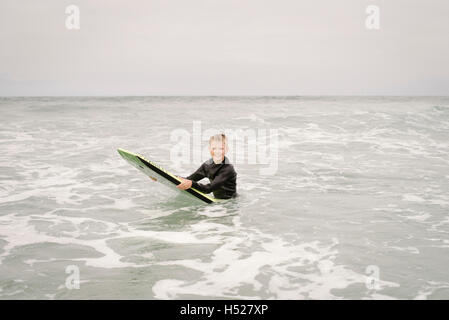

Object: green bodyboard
[117,148,222,204]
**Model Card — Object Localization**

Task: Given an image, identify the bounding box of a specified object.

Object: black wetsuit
[185,157,237,199]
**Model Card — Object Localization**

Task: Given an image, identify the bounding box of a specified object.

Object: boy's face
[209,139,227,164]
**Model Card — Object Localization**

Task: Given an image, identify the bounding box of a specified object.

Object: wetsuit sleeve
[185,164,207,182]
[191,166,235,194]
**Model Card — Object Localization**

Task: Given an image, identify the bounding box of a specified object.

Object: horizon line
[1,94,449,98]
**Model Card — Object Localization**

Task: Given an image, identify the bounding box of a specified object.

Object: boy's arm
[185,163,206,182]
[191,166,235,194]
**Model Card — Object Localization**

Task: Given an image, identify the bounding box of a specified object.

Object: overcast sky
[1,0,448,96]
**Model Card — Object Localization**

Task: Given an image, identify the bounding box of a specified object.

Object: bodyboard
[117,148,221,204]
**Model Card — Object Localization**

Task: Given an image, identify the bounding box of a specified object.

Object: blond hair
[209,133,227,146]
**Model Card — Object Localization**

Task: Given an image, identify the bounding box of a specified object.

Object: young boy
[177,133,237,199]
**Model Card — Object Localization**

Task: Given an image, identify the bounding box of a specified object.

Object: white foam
[399,212,431,222]
[152,226,399,299]
[402,194,426,203]
[0,211,221,269]
[414,281,449,300]
[389,246,420,254]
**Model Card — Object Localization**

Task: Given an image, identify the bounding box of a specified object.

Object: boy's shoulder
[204,157,234,166]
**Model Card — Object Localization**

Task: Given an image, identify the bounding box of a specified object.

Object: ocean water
[0,96,448,300]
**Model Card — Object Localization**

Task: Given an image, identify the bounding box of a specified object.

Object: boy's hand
[176,177,192,190]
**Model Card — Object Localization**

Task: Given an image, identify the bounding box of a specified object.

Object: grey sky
[1,0,448,96]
